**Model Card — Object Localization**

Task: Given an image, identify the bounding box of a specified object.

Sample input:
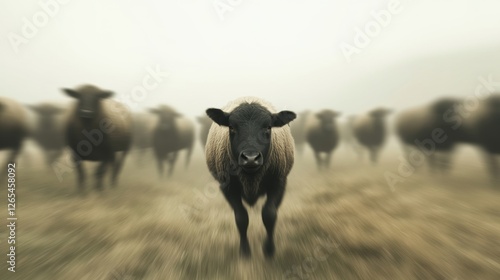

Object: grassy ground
[1,143,500,280]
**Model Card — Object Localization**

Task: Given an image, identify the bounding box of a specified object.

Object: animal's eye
[229,126,236,133]
[265,126,271,133]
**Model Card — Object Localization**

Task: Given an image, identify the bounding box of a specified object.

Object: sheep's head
[150,105,181,131]
[63,85,113,120]
[207,103,295,174]
[315,109,341,132]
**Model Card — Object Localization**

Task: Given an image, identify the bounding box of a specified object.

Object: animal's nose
[239,151,263,167]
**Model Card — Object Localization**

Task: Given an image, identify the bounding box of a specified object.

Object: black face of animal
[150,107,181,131]
[315,110,341,132]
[63,87,113,120]
[207,103,296,174]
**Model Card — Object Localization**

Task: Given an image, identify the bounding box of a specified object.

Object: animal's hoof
[240,242,251,258]
[263,240,275,258]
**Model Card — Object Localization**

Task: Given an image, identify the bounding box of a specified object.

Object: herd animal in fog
[64,85,132,191]
[205,97,296,257]
[150,105,194,177]
[395,98,462,172]
[352,108,392,163]
[305,109,341,170]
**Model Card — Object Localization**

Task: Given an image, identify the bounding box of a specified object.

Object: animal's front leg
[314,151,322,170]
[167,152,178,177]
[95,160,111,191]
[262,180,285,258]
[155,154,164,178]
[73,154,85,192]
[111,151,127,186]
[222,184,251,257]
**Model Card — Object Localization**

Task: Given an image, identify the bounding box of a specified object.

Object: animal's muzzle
[238,151,263,172]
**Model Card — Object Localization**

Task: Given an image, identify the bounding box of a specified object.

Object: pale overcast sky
[1,0,500,117]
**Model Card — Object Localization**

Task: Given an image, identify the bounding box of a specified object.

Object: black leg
[95,160,111,191]
[73,155,85,191]
[167,152,178,177]
[314,152,322,170]
[325,151,332,169]
[156,155,164,178]
[222,184,251,257]
[111,151,127,187]
[184,147,193,169]
[262,180,285,258]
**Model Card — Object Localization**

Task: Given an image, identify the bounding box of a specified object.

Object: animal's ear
[206,108,230,126]
[272,110,296,127]
[98,91,114,99]
[62,88,80,99]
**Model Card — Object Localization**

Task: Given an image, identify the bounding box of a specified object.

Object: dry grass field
[1,142,500,280]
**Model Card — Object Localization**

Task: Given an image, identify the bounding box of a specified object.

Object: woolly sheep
[352,108,392,163]
[205,96,296,258]
[305,109,341,170]
[63,84,132,191]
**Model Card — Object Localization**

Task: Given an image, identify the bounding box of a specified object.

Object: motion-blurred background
[1,0,500,279]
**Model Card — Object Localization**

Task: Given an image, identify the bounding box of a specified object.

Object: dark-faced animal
[196,115,212,148]
[63,85,132,191]
[395,98,461,172]
[150,105,194,177]
[0,97,29,171]
[29,103,68,166]
[205,97,296,258]
[353,108,392,164]
[305,109,341,170]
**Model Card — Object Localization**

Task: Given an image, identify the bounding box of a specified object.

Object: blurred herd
[1,85,499,187]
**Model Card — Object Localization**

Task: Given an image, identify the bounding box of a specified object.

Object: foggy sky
[1,0,500,117]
